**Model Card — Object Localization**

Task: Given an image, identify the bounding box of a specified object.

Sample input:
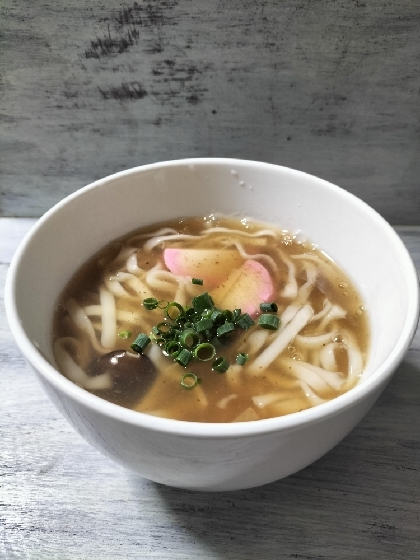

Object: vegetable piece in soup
[53,215,369,422]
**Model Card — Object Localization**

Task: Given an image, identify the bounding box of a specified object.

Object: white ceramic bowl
[5,159,419,491]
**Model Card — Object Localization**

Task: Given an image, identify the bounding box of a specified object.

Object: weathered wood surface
[1,1,420,223]
[0,218,419,559]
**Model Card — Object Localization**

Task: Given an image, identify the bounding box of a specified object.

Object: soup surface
[53,215,369,422]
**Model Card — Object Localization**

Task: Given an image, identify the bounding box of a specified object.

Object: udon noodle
[53,215,369,422]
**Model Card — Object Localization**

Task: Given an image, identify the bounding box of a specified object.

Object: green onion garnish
[165,301,184,321]
[192,292,214,314]
[192,278,204,285]
[154,321,172,335]
[212,356,230,373]
[193,343,216,361]
[260,302,278,312]
[180,372,201,390]
[195,317,214,333]
[158,300,169,309]
[222,309,234,322]
[165,341,182,357]
[210,309,225,325]
[232,309,242,322]
[217,321,235,337]
[118,330,132,339]
[143,297,159,310]
[258,314,280,330]
[236,313,255,330]
[130,333,151,353]
[175,348,193,367]
[236,352,249,366]
[179,329,199,349]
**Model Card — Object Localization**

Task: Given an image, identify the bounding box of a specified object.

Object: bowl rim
[5,157,420,438]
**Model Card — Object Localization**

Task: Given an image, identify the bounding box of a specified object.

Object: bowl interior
[8,159,419,412]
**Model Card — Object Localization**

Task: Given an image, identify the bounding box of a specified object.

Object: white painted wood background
[1,0,419,223]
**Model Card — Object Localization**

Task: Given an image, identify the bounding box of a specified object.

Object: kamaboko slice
[210,260,274,317]
[163,249,242,289]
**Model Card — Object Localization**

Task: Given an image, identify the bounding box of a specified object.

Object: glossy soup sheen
[53,215,369,422]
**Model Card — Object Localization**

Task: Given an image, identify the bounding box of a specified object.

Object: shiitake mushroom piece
[88,350,157,408]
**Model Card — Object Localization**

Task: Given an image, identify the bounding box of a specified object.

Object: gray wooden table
[1,218,419,559]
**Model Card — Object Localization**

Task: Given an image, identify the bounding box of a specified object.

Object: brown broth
[53,215,369,422]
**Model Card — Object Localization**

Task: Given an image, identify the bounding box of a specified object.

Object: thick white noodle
[200,226,278,239]
[291,253,342,288]
[143,233,205,252]
[251,392,288,409]
[66,298,106,354]
[298,380,326,406]
[319,343,339,372]
[283,358,344,390]
[277,264,317,328]
[317,304,347,331]
[145,266,180,293]
[193,384,208,407]
[312,299,334,321]
[228,240,277,272]
[239,329,270,356]
[126,253,142,273]
[294,332,337,349]
[104,277,131,298]
[174,281,187,307]
[145,343,169,374]
[99,287,117,349]
[54,338,112,390]
[248,305,314,374]
[217,394,238,409]
[225,363,244,387]
[84,305,143,324]
[342,330,364,384]
[278,249,298,299]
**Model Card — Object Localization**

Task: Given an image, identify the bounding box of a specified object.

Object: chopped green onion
[192,278,204,285]
[192,292,214,314]
[212,356,230,373]
[157,299,169,309]
[184,307,196,319]
[258,314,280,330]
[179,329,199,348]
[194,343,216,361]
[165,301,184,321]
[180,372,201,390]
[217,321,235,337]
[210,309,225,325]
[154,321,173,335]
[222,309,234,322]
[118,330,132,339]
[165,341,182,357]
[203,329,215,341]
[195,317,214,333]
[130,333,151,353]
[236,313,255,330]
[236,352,249,366]
[143,297,159,310]
[155,337,166,348]
[260,302,278,312]
[175,348,193,367]
[232,309,242,322]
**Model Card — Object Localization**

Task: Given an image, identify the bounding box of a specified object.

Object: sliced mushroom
[88,350,157,407]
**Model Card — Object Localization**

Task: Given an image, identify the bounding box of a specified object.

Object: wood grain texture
[0,218,419,559]
[1,1,420,223]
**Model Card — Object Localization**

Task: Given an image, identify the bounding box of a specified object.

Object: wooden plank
[1,1,420,223]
